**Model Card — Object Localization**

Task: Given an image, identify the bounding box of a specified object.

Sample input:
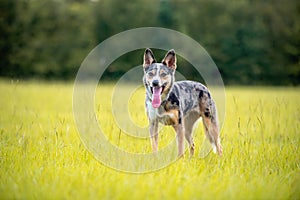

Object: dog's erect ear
[143,48,156,69]
[162,49,176,70]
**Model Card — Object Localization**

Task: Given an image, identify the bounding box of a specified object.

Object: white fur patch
[212,143,217,154]
[146,101,157,121]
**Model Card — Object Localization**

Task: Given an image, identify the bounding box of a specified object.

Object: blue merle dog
[143,48,222,157]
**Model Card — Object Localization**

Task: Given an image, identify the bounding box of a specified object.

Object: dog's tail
[201,93,223,156]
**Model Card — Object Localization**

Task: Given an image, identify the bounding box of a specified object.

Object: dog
[143,48,222,157]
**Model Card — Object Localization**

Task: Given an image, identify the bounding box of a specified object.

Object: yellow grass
[0,80,299,199]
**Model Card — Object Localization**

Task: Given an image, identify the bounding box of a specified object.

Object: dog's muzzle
[149,80,167,108]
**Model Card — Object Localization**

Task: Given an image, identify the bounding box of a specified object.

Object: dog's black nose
[152,80,159,87]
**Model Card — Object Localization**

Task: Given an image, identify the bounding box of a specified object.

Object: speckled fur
[143,48,222,157]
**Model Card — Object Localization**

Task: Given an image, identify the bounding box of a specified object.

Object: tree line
[0,0,299,85]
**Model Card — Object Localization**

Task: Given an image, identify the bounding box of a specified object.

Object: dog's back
[171,80,211,115]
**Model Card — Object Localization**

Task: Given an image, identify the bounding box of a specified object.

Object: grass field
[0,80,299,199]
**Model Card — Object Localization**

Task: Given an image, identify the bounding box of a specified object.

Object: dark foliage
[0,0,299,85]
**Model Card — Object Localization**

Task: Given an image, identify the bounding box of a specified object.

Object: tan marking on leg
[163,109,179,125]
[149,121,158,152]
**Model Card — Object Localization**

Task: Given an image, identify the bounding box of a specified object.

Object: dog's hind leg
[149,121,159,152]
[184,112,199,156]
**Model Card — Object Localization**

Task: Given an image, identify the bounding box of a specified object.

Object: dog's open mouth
[150,86,165,108]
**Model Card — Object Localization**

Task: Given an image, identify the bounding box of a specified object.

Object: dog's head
[143,48,177,108]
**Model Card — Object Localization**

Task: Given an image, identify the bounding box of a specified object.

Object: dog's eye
[148,72,154,77]
[161,73,167,77]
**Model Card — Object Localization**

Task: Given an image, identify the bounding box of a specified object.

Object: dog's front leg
[149,120,159,152]
[173,124,185,157]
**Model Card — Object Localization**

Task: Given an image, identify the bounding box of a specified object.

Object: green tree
[0,0,299,84]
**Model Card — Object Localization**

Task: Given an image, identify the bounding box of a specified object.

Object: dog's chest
[146,101,177,125]
[146,101,158,121]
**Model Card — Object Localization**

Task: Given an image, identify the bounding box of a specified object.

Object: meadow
[0,79,299,199]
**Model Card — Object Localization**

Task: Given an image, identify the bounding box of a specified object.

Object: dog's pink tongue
[152,87,162,108]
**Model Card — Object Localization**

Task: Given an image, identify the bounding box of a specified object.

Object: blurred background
[0,0,299,85]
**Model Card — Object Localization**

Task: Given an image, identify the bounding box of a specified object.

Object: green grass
[0,80,299,199]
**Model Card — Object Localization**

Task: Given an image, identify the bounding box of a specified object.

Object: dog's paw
[212,144,217,154]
